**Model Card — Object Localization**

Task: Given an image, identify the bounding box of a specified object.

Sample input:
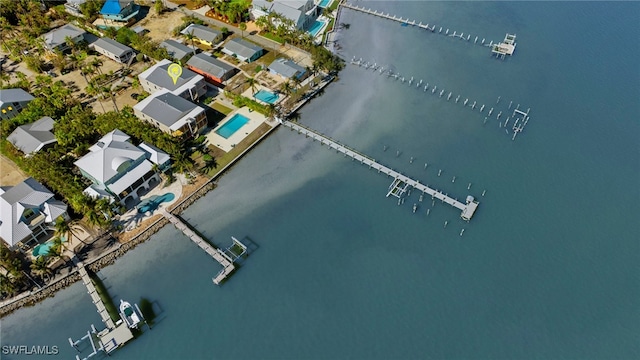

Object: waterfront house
[252,0,319,30]
[91,37,135,64]
[268,58,308,81]
[100,0,139,24]
[0,178,68,250]
[41,24,86,53]
[0,88,35,121]
[160,40,195,63]
[7,117,57,155]
[133,90,208,138]
[138,59,207,101]
[74,130,167,206]
[186,53,237,86]
[180,24,223,48]
[221,38,264,63]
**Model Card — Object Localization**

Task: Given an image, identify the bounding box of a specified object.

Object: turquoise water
[253,89,279,104]
[215,113,249,139]
[308,20,326,37]
[137,193,175,214]
[318,0,332,9]
[2,2,639,359]
[32,237,66,257]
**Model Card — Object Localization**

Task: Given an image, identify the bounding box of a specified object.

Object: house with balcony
[252,0,319,30]
[221,38,264,63]
[100,0,139,24]
[0,178,68,250]
[186,53,237,86]
[64,0,86,17]
[0,88,35,121]
[90,37,135,64]
[133,90,208,138]
[7,116,57,155]
[74,130,168,206]
[41,24,86,53]
[180,24,223,48]
[138,59,207,101]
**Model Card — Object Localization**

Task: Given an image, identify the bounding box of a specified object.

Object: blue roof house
[100,0,139,23]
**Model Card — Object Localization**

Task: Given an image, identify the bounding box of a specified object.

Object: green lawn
[210,102,233,115]
[261,32,285,44]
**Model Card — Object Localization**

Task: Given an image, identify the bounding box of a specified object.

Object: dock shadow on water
[87,269,120,323]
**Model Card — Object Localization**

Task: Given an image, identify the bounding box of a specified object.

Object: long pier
[161,210,235,285]
[77,261,116,330]
[279,120,479,221]
[341,2,496,49]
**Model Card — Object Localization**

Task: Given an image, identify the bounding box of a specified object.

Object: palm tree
[280,81,293,96]
[246,77,258,95]
[0,273,18,297]
[185,30,197,53]
[239,22,247,38]
[54,217,87,245]
[95,198,115,223]
[30,256,52,283]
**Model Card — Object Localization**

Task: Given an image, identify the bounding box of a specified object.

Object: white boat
[119,300,141,329]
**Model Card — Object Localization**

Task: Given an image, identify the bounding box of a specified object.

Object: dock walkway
[161,210,235,284]
[280,120,479,220]
[76,261,115,330]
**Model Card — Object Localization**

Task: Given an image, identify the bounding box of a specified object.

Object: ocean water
[2,2,639,359]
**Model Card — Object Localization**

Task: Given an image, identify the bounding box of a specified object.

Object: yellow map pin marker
[167,63,182,85]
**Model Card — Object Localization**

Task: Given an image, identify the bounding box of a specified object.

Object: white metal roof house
[221,38,264,63]
[252,0,319,30]
[7,116,57,155]
[41,24,86,52]
[268,58,308,80]
[180,24,223,47]
[91,37,135,63]
[0,88,35,121]
[133,90,207,138]
[0,178,68,249]
[74,130,168,206]
[138,59,207,101]
[160,39,195,62]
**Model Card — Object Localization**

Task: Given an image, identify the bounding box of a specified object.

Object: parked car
[130,93,139,100]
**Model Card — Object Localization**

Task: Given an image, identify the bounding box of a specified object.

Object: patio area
[204,107,267,152]
[117,174,184,232]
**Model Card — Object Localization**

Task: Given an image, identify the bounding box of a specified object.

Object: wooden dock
[279,120,479,221]
[342,2,436,30]
[77,261,116,330]
[161,210,235,285]
[491,33,517,58]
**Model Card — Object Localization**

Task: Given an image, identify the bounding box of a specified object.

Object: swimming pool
[137,193,175,214]
[308,20,327,37]
[253,89,279,104]
[216,114,250,139]
[318,0,333,8]
[32,237,66,257]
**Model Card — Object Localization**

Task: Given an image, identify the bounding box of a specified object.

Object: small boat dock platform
[70,260,149,359]
[161,210,236,285]
[491,33,516,58]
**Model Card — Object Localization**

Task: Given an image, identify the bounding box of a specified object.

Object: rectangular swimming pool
[318,0,333,8]
[254,89,279,104]
[308,20,326,37]
[216,113,249,139]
